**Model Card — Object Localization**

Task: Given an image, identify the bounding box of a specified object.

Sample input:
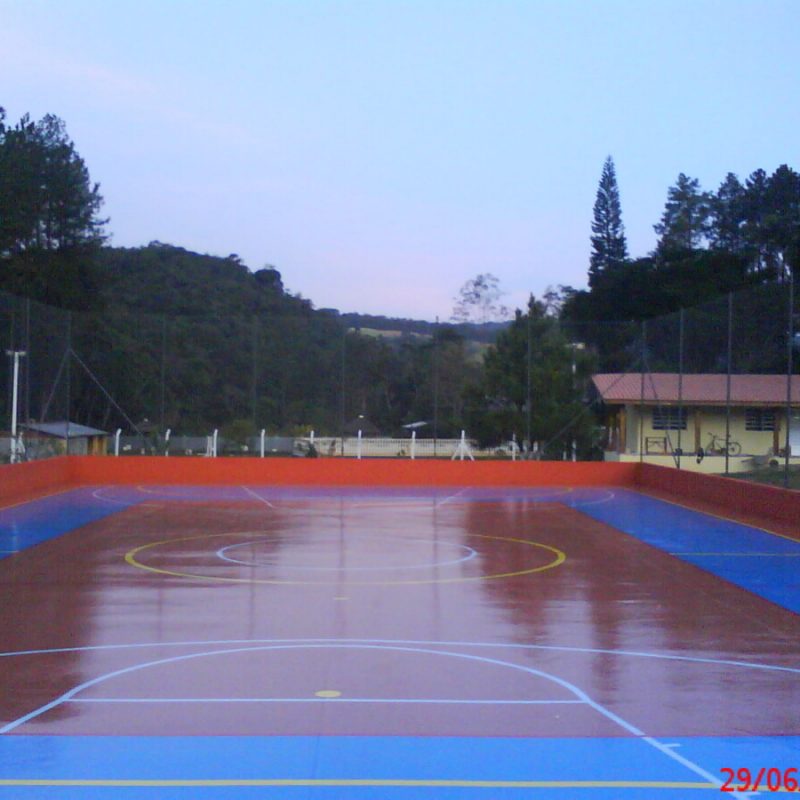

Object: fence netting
[1,281,797,481]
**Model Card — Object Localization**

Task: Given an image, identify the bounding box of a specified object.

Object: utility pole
[785,271,795,488]
[5,350,27,464]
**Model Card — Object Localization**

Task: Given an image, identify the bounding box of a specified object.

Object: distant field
[355,327,430,339]
[352,327,492,364]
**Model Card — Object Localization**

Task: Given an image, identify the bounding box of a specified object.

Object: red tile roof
[592,373,800,406]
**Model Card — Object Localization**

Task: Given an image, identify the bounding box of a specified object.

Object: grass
[352,328,429,339]
[732,464,800,490]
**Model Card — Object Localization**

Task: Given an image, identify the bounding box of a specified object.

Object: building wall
[605,450,800,474]
[620,405,786,457]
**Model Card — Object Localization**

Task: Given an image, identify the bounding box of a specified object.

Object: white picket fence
[95,432,518,460]
[304,437,514,459]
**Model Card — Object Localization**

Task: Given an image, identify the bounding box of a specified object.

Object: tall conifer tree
[653,173,710,254]
[589,156,628,288]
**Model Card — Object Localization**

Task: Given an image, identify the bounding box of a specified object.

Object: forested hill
[96,243,504,344]
[2,242,500,439]
[97,244,301,318]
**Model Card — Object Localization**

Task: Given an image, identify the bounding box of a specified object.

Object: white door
[790,412,800,454]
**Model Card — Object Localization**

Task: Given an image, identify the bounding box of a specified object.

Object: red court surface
[0,461,799,798]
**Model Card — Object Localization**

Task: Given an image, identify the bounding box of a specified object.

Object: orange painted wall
[637,463,800,527]
[0,458,73,506]
[4,457,799,530]
[67,455,639,487]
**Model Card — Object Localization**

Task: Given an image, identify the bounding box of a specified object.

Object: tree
[451,273,509,324]
[763,164,800,281]
[709,172,747,253]
[740,168,771,275]
[589,156,628,288]
[254,264,284,292]
[736,166,800,280]
[386,326,480,439]
[654,173,710,254]
[466,295,595,455]
[541,284,576,318]
[0,108,107,307]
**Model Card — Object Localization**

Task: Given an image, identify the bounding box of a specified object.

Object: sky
[2,0,799,320]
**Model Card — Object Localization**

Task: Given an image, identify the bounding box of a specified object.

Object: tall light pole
[785,269,795,489]
[6,350,27,464]
[569,342,585,461]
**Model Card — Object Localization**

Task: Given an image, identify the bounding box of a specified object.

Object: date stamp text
[721,768,799,793]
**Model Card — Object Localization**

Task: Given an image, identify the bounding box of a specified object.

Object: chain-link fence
[2,281,797,483]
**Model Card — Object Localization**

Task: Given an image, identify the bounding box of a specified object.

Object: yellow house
[592,373,800,473]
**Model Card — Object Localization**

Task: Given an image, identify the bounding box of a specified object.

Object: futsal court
[0,457,798,798]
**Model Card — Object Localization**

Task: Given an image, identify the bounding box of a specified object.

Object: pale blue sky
[2,0,798,319]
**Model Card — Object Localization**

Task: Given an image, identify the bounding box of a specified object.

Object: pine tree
[653,173,710,254]
[589,156,628,288]
[763,165,800,281]
[0,109,107,307]
[709,173,747,253]
[0,110,106,256]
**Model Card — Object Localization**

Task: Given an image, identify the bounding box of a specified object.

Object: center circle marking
[125,531,566,585]
[215,535,478,572]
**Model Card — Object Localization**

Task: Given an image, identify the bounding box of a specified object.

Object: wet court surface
[0,485,798,797]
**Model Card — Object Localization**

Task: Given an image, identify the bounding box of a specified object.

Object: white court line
[349,500,434,508]
[2,637,798,675]
[135,485,242,501]
[0,486,77,513]
[135,485,188,498]
[435,487,470,507]
[0,642,747,798]
[241,486,275,508]
[69,697,583,705]
[570,489,616,508]
[671,552,800,557]
[91,488,137,506]
[215,536,479,572]
[633,486,800,545]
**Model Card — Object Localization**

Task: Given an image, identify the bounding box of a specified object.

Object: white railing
[304,437,512,459]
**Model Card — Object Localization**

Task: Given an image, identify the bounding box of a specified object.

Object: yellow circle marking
[125,531,565,586]
[314,690,342,698]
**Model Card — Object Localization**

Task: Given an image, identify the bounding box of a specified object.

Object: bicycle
[706,432,742,456]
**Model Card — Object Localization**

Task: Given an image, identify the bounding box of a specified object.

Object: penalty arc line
[1,637,799,676]
[0,642,747,798]
[241,485,275,508]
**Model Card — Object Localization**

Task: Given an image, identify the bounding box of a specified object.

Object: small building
[22,422,109,457]
[592,373,800,473]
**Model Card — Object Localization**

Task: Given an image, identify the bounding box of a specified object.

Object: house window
[652,408,687,430]
[745,408,775,431]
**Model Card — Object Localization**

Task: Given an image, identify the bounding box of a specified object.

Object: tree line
[2,109,797,458]
[0,108,106,309]
[563,156,799,373]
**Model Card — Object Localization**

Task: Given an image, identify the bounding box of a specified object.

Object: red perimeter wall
[2,456,798,531]
[67,456,637,487]
[0,457,73,506]
[637,463,800,528]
